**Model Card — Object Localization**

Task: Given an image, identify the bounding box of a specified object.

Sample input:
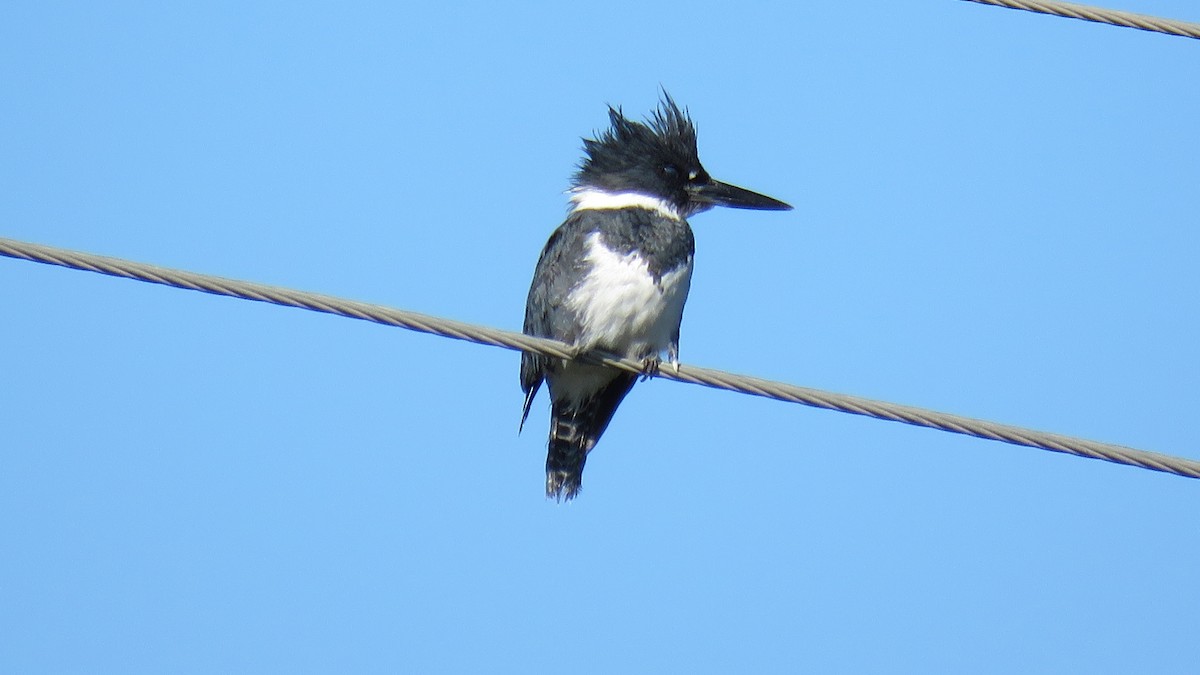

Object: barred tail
[545,415,590,501]
[544,372,637,501]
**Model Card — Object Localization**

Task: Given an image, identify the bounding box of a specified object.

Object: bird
[520,93,791,501]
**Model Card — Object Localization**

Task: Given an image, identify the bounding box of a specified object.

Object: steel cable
[3,235,1198,480]
[962,0,1200,39]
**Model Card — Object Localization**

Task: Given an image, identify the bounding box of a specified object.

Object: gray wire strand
[962,0,1200,39]
[3,235,1198,480]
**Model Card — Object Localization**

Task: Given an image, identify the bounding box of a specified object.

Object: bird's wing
[520,213,595,427]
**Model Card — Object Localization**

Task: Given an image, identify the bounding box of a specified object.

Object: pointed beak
[692,179,792,211]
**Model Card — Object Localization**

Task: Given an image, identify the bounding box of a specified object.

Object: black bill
[693,179,792,211]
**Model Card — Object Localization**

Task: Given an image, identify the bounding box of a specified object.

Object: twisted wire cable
[962,0,1200,39]
[3,235,1198,480]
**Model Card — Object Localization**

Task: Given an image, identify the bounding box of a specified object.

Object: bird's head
[573,94,792,219]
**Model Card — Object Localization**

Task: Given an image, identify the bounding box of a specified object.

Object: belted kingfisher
[520,94,791,501]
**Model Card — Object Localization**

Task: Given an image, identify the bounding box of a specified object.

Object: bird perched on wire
[520,94,791,501]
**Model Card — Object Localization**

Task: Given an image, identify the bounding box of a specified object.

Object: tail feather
[545,415,590,501]
[545,372,637,501]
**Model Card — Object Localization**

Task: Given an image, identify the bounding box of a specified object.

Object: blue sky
[2,2,1197,672]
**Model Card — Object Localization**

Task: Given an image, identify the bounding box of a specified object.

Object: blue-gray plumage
[521,94,791,501]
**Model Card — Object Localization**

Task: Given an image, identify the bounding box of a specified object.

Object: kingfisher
[520,94,791,501]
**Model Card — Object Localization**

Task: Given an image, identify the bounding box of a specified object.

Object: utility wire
[3,235,1198,481]
[962,0,1200,39]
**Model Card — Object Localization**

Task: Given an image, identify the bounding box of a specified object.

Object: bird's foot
[639,355,661,381]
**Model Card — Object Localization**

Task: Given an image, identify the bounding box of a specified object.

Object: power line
[962,0,1200,39]
[3,235,1197,481]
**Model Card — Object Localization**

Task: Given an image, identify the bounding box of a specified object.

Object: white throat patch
[568,188,682,221]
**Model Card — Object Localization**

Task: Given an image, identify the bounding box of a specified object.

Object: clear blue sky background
[2,2,1197,672]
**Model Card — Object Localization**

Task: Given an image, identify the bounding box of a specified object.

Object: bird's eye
[661,164,680,179]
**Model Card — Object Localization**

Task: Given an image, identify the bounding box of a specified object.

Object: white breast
[567,232,693,359]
